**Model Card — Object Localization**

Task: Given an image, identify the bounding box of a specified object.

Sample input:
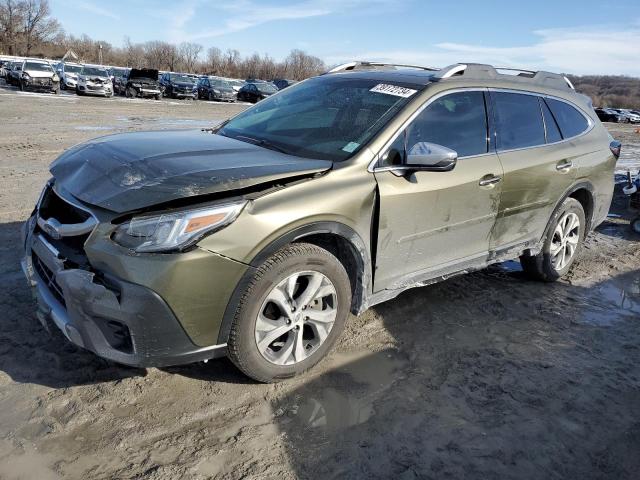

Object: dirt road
[1,85,639,479]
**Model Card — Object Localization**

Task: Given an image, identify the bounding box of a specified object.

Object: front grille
[36,186,93,269]
[32,252,66,307]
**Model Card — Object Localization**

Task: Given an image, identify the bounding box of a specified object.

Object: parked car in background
[159,72,198,99]
[76,65,113,97]
[609,108,639,123]
[237,81,278,103]
[0,60,12,79]
[125,68,161,99]
[110,67,130,94]
[197,76,236,102]
[18,59,60,94]
[619,109,640,123]
[56,62,83,90]
[6,61,23,86]
[594,108,621,123]
[273,79,297,90]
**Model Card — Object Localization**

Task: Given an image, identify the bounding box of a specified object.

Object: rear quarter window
[545,98,590,139]
[493,92,546,150]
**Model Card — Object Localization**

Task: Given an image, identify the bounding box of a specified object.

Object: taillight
[610,140,622,159]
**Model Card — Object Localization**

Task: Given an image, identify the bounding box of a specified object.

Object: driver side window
[379,90,489,168]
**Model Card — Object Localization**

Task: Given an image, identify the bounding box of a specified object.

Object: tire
[53,84,60,95]
[19,80,24,91]
[154,94,160,100]
[126,87,136,98]
[520,197,586,282]
[208,91,215,101]
[228,243,352,383]
[631,217,640,234]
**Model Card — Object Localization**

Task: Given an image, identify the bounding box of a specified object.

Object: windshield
[170,74,195,83]
[255,83,277,94]
[65,64,83,73]
[218,76,422,161]
[24,62,53,72]
[212,79,231,88]
[111,68,127,77]
[81,66,108,76]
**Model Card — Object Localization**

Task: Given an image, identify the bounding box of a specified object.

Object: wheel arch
[216,222,372,344]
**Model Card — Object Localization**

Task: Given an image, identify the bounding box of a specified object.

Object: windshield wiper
[234,135,291,155]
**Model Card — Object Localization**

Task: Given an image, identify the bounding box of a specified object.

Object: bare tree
[22,0,59,55]
[178,42,202,72]
[0,0,25,55]
[205,46,222,74]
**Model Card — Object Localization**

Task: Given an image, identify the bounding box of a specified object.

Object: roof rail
[325,61,439,74]
[433,63,575,90]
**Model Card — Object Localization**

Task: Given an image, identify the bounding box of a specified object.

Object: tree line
[567,75,640,110]
[0,0,326,79]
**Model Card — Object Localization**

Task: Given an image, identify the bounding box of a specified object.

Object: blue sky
[51,0,640,76]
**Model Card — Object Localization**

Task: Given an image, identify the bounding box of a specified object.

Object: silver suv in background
[56,62,83,90]
[76,65,113,97]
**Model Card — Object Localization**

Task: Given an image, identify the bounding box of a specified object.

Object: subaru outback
[22,62,619,382]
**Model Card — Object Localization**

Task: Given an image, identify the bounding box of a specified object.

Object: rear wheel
[520,197,586,281]
[631,217,640,234]
[228,243,351,383]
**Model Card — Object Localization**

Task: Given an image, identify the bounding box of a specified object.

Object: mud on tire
[227,243,352,383]
[520,197,586,282]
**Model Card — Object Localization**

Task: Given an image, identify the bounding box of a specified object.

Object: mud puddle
[575,272,640,326]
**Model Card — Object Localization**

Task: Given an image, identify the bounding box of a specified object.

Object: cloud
[75,1,120,20]
[167,0,395,43]
[327,22,640,76]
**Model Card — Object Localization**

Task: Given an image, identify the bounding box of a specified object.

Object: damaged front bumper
[22,221,228,368]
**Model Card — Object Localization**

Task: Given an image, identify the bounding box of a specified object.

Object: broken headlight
[112,201,246,252]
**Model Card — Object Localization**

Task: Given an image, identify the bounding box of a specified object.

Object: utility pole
[98,43,103,65]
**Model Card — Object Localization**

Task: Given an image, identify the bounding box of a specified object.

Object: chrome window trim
[368,87,489,173]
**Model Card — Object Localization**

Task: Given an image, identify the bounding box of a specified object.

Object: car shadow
[271,263,640,479]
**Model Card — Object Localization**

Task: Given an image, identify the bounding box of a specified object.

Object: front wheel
[631,217,640,234]
[228,243,352,383]
[520,197,586,281]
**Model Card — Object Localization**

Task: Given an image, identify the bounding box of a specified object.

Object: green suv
[22,62,619,382]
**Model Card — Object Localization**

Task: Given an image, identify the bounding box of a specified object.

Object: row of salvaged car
[594,107,640,124]
[0,58,296,103]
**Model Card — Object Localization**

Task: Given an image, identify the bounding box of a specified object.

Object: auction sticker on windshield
[370,84,417,98]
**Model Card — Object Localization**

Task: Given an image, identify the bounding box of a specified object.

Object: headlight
[112,201,246,252]
[52,74,59,81]
[22,72,31,79]
[213,89,220,94]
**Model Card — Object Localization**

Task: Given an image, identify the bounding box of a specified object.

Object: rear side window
[545,98,589,139]
[406,91,488,157]
[493,92,545,150]
[540,98,562,143]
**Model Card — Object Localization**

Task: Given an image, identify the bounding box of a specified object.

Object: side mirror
[406,142,458,171]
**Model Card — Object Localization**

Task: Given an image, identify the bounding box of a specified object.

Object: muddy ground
[0,83,639,480]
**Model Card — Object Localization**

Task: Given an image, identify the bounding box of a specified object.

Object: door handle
[556,160,573,172]
[479,175,502,187]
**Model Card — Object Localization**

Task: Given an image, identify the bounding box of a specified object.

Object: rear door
[373,89,504,291]
[489,90,578,252]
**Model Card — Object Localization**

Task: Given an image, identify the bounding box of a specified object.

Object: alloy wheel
[550,212,580,270]
[255,270,338,366]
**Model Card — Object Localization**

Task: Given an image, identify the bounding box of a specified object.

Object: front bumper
[23,78,57,91]
[22,225,228,368]
[78,84,112,96]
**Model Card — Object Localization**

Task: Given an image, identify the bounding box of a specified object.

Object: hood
[50,130,332,213]
[24,69,54,78]
[130,68,158,81]
[80,75,109,84]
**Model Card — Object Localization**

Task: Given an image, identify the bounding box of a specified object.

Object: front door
[373,90,504,291]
